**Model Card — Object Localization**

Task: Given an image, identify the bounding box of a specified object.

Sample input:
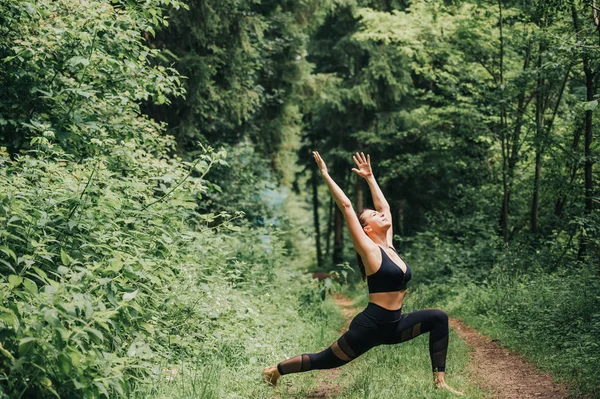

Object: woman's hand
[312,151,328,176]
[351,152,373,179]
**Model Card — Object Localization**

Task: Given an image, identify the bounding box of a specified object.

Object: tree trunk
[530,43,545,234]
[332,165,346,264]
[325,195,333,258]
[583,62,594,216]
[355,176,364,212]
[498,0,509,243]
[578,59,594,261]
[311,166,323,268]
[501,43,532,241]
[531,151,541,233]
[502,95,529,239]
[553,78,582,218]
[572,4,596,261]
[333,206,344,264]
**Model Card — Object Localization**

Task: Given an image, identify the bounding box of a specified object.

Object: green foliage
[1,0,599,397]
[0,140,213,397]
[301,1,498,238]
[0,1,331,397]
[0,138,335,398]
[448,267,600,397]
[197,139,275,222]
[143,0,331,175]
[0,0,185,157]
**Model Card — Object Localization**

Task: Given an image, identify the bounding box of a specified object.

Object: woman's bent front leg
[388,309,449,372]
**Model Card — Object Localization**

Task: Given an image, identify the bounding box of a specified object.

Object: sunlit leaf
[122,289,138,302]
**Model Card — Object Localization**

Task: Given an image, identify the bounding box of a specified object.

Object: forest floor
[304,292,569,399]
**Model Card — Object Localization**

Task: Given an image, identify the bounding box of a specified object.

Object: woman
[262,151,464,395]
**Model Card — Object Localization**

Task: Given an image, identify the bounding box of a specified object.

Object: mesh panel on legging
[430,333,448,372]
[276,335,358,375]
[336,335,357,359]
[277,354,311,375]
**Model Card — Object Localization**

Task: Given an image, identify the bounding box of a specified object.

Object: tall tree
[572,1,598,260]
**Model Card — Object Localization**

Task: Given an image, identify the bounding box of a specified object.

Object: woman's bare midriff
[369,289,407,311]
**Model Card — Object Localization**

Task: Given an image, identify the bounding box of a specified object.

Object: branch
[139,157,213,213]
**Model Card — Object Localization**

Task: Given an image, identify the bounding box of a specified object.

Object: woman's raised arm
[313,151,375,256]
[352,152,394,247]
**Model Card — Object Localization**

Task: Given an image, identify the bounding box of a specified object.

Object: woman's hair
[356,208,372,281]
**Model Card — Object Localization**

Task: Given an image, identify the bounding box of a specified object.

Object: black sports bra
[367,246,412,293]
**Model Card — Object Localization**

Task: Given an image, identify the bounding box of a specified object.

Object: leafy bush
[0,138,214,396]
[0,0,185,158]
[0,137,336,398]
[0,2,336,398]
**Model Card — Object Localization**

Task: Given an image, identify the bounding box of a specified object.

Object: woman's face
[362,209,391,233]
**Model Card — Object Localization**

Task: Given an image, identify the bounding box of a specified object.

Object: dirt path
[449,318,568,399]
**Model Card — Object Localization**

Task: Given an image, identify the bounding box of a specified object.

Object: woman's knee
[429,309,448,325]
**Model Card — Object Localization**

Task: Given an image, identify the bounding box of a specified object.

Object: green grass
[131,294,344,399]
[132,280,487,398]
[129,221,345,399]
[397,230,600,398]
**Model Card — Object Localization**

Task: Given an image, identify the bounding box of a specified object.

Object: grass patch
[132,264,346,399]
[134,277,487,398]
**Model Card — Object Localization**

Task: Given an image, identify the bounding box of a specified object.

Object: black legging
[277,302,449,375]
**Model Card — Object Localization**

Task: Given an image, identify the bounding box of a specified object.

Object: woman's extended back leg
[276,310,381,376]
[277,331,369,375]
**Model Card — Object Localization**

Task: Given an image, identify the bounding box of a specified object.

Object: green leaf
[58,353,71,373]
[19,337,36,356]
[585,100,598,111]
[70,350,82,365]
[122,289,138,302]
[94,381,110,397]
[66,56,90,67]
[75,89,94,98]
[0,307,19,329]
[23,278,38,294]
[8,275,22,289]
[0,342,14,360]
[32,266,48,281]
[42,381,60,399]
[84,327,104,342]
[105,254,123,273]
[43,308,58,325]
[60,248,71,266]
[0,259,16,273]
[0,247,17,263]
